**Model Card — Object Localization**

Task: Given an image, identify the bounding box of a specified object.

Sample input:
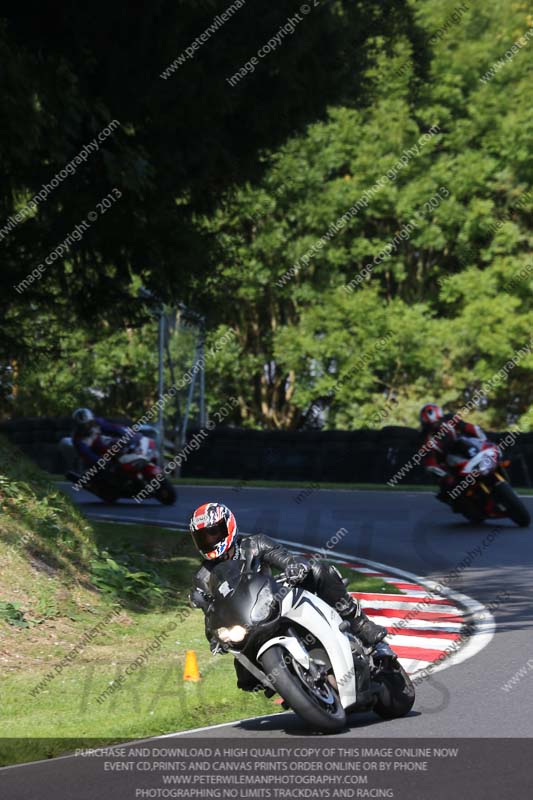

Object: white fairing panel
[118,436,154,465]
[446,438,497,473]
[279,589,357,708]
[256,635,311,669]
[118,453,149,465]
[139,436,151,455]
[462,447,498,475]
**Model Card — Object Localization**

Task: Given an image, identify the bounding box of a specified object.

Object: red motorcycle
[67,435,176,505]
[443,436,529,527]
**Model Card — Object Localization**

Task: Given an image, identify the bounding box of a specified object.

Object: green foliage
[1,1,416,361]
[0,436,95,573]
[90,550,170,607]
[195,0,533,429]
[2,0,532,431]
[34,595,61,621]
[0,594,62,628]
[0,600,29,628]
[2,312,198,425]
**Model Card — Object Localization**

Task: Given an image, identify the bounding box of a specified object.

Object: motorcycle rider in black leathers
[188,502,387,691]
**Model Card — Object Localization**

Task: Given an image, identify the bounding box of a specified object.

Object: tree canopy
[196,0,533,430]
[1,0,415,354]
[2,0,532,432]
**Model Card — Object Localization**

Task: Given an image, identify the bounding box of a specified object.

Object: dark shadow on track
[235,710,421,736]
[428,520,526,533]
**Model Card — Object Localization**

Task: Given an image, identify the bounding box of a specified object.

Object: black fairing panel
[206,561,279,631]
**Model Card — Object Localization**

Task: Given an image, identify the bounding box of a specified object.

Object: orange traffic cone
[183,650,201,682]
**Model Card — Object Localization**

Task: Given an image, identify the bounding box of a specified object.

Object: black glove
[190,588,214,612]
[209,636,228,655]
[284,561,310,586]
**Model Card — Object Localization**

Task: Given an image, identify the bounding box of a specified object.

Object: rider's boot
[437,474,456,504]
[337,596,387,648]
[436,487,451,504]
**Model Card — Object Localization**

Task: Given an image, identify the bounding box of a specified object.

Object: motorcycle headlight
[251,584,277,623]
[216,625,248,643]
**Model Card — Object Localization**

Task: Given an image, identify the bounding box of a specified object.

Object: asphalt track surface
[61,482,533,738]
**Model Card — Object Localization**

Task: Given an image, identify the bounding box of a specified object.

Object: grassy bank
[0,515,276,766]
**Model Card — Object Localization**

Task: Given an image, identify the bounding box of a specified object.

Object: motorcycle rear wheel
[259,645,346,733]
[493,482,530,527]
[94,489,119,503]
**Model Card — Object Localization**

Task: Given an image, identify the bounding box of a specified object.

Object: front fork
[477,471,508,517]
[476,464,507,494]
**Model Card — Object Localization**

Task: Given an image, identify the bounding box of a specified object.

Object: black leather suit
[191,533,354,625]
[190,534,360,689]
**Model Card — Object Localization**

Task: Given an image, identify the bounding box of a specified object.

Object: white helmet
[72,408,95,426]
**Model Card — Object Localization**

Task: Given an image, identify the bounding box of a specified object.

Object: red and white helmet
[189,502,238,561]
[420,403,444,429]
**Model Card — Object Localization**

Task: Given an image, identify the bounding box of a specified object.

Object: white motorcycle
[203,557,415,733]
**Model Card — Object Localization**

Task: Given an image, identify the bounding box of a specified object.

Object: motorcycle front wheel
[259,645,346,733]
[373,660,415,720]
[493,482,530,527]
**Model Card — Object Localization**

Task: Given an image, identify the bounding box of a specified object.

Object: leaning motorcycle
[203,557,415,733]
[443,436,529,527]
[67,434,177,505]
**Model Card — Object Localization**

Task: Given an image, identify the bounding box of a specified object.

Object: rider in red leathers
[72,408,131,474]
[420,404,486,502]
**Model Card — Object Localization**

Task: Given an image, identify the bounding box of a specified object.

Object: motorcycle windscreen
[448,436,481,458]
[208,559,245,598]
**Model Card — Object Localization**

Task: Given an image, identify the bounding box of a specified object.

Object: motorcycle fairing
[258,588,357,708]
[256,635,310,670]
